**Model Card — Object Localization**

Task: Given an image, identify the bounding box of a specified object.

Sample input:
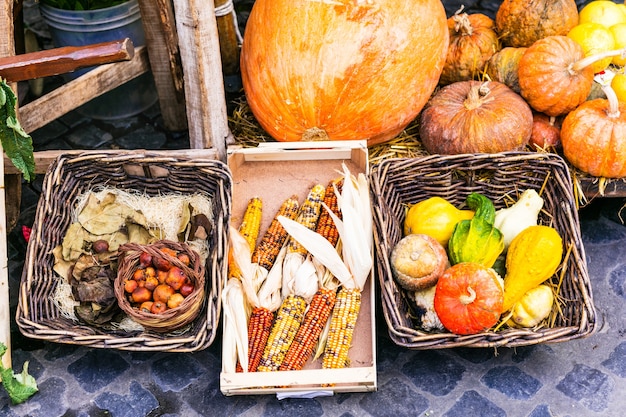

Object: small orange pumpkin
[419,80,533,154]
[561,84,626,178]
[495,0,579,48]
[518,36,593,117]
[240,0,449,146]
[434,262,504,335]
[439,11,500,85]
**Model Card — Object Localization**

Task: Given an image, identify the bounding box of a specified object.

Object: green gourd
[448,193,504,268]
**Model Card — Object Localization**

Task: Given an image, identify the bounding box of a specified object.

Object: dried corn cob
[279,181,343,371]
[239,197,263,253]
[315,179,343,247]
[322,287,362,369]
[279,287,336,371]
[228,197,263,280]
[252,195,299,271]
[257,294,307,372]
[245,307,274,372]
[286,184,326,256]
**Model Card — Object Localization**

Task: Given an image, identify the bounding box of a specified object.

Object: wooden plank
[18,46,150,134]
[0,39,134,83]
[0,0,14,371]
[137,0,187,131]
[3,148,220,175]
[172,0,232,158]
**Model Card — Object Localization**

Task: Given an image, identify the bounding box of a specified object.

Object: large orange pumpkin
[240,0,449,146]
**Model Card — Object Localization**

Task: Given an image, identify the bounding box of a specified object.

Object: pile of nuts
[123,247,196,314]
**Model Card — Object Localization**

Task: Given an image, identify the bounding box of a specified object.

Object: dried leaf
[62,223,87,261]
[127,222,154,245]
[52,245,73,280]
[77,192,147,235]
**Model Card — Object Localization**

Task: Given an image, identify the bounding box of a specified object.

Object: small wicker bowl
[115,240,206,332]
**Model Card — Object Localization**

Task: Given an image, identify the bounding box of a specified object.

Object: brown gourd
[485,47,526,94]
[439,10,501,86]
[495,0,579,48]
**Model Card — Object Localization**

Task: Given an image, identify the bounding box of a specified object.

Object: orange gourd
[561,84,626,178]
[419,80,533,154]
[439,11,500,85]
[434,262,504,335]
[240,0,449,146]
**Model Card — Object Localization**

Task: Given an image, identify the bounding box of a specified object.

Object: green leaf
[0,80,36,182]
[0,342,39,405]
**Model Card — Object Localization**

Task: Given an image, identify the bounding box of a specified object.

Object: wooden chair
[0,0,236,368]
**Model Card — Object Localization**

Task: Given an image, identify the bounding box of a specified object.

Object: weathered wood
[172,0,232,158]
[137,0,187,131]
[3,148,220,175]
[18,46,150,134]
[0,38,134,83]
[0,0,14,371]
[215,0,241,76]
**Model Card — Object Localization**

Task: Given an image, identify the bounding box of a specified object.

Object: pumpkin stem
[571,47,626,73]
[459,286,477,305]
[464,82,495,110]
[600,82,620,119]
[452,11,472,36]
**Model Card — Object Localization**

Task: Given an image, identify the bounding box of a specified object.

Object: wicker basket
[370,151,597,349]
[16,151,231,352]
[115,241,205,332]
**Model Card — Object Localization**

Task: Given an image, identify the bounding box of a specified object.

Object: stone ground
[2,1,626,416]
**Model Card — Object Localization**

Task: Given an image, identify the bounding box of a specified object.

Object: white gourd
[494,189,544,249]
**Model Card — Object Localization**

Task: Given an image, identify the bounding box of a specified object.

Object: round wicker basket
[115,240,206,332]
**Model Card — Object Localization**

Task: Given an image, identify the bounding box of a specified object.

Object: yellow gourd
[508,284,554,327]
[404,197,474,246]
[502,225,563,311]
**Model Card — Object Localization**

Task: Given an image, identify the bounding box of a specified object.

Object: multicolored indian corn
[252,195,299,271]
[322,287,362,369]
[256,294,307,372]
[279,180,343,371]
[245,307,274,372]
[285,184,325,256]
[228,197,263,280]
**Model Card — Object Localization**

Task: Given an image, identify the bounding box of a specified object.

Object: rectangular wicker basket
[16,151,232,352]
[370,151,597,349]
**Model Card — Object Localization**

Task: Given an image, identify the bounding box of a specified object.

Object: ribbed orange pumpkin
[561,86,626,178]
[518,36,593,117]
[419,80,533,154]
[240,0,449,146]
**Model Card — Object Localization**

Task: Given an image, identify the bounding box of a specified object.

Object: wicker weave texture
[16,152,232,352]
[370,152,597,349]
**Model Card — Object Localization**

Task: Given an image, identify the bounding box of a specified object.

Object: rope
[214,0,243,45]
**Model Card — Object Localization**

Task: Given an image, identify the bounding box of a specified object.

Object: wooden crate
[221,141,377,396]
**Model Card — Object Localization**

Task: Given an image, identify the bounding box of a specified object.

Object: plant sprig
[0,80,35,182]
[0,342,38,405]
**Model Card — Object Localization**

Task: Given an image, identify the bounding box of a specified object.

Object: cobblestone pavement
[3,1,625,416]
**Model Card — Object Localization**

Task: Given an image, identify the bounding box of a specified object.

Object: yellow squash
[404,197,474,246]
[503,225,563,311]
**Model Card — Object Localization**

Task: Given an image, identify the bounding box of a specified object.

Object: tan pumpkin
[485,47,526,94]
[240,0,449,146]
[419,80,533,154]
[439,12,500,86]
[495,0,579,48]
[561,84,626,178]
